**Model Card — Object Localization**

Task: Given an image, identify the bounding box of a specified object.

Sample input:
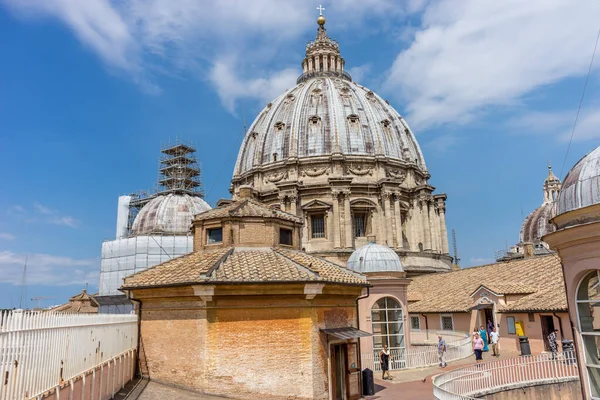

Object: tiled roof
[194,198,302,223]
[471,283,535,296]
[408,255,566,313]
[122,247,367,289]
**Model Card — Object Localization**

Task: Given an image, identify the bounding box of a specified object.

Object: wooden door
[541,316,555,351]
[331,344,347,400]
[346,342,361,400]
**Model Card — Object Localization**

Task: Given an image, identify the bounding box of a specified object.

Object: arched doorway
[371,297,406,369]
[577,270,600,398]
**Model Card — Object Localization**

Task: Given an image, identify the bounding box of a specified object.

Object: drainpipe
[127,292,143,379]
[553,312,564,338]
[421,313,429,340]
[356,286,370,375]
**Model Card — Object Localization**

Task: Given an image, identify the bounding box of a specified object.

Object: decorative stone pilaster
[342,189,352,248]
[331,190,341,248]
[393,192,404,249]
[419,195,432,250]
[438,200,449,254]
[382,191,394,247]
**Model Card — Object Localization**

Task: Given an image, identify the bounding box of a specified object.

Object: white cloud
[0,233,15,240]
[33,202,52,215]
[509,106,600,141]
[347,64,371,84]
[0,251,98,286]
[8,202,79,228]
[1,0,410,110]
[385,0,600,129]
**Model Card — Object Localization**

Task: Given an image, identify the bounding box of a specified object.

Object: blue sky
[1,0,600,309]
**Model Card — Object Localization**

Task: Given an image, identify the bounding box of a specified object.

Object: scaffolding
[158,138,204,197]
[122,138,205,237]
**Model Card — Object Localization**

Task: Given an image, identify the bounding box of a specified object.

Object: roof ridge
[273,248,321,279]
[202,248,234,280]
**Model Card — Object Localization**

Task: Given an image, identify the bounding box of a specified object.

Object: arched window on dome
[347,115,364,153]
[577,270,600,398]
[371,297,405,365]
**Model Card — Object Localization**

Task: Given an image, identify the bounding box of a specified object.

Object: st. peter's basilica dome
[230,14,451,275]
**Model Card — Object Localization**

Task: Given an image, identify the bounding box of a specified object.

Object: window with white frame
[410,315,420,330]
[441,314,454,331]
[577,270,600,399]
[371,297,405,361]
[507,316,516,335]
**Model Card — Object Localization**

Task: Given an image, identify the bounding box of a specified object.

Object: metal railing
[0,310,138,399]
[432,352,579,399]
[362,330,473,371]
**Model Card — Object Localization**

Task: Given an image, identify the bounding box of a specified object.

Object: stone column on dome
[342,189,353,248]
[289,192,298,216]
[303,213,310,246]
[430,203,440,252]
[394,193,404,249]
[420,196,432,250]
[331,190,341,248]
[279,193,287,213]
[409,198,420,250]
[375,198,385,245]
[382,191,394,247]
[438,200,449,254]
[324,54,328,71]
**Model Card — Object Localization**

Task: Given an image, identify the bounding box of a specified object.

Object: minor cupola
[347,236,404,274]
[298,7,351,84]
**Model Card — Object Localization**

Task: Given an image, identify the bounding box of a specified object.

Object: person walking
[479,325,489,352]
[438,334,447,368]
[490,327,500,357]
[473,332,484,363]
[380,345,392,380]
[548,328,559,360]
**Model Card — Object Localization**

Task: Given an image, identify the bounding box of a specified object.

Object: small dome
[347,242,403,273]
[520,202,554,243]
[132,194,211,235]
[557,146,600,215]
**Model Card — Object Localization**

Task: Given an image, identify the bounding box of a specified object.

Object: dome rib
[233,77,427,176]
[131,194,211,236]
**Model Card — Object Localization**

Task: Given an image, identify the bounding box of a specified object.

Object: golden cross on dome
[316,5,325,16]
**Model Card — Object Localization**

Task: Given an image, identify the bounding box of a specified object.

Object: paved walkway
[137,381,227,400]
[366,349,522,399]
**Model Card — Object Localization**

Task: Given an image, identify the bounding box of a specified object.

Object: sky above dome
[1,0,600,308]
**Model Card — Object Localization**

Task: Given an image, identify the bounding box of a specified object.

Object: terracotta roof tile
[408,255,566,313]
[122,247,367,289]
[194,199,302,223]
[122,248,231,288]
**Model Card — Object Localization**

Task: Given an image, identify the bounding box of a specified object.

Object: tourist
[438,334,447,368]
[479,325,489,352]
[548,328,559,360]
[473,332,484,363]
[487,319,494,339]
[490,327,500,357]
[380,345,392,380]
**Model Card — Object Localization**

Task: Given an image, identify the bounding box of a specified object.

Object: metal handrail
[432,352,579,400]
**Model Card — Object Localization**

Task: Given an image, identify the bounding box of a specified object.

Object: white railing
[362,330,473,372]
[0,310,138,400]
[433,352,579,400]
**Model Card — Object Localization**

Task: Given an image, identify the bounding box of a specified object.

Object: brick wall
[137,291,360,400]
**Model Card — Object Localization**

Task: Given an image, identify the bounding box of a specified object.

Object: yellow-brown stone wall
[137,293,359,400]
[139,299,208,391]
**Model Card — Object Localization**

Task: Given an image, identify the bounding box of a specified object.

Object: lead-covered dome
[520,166,561,243]
[557,146,600,215]
[233,17,426,177]
[347,242,404,274]
[132,194,211,235]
